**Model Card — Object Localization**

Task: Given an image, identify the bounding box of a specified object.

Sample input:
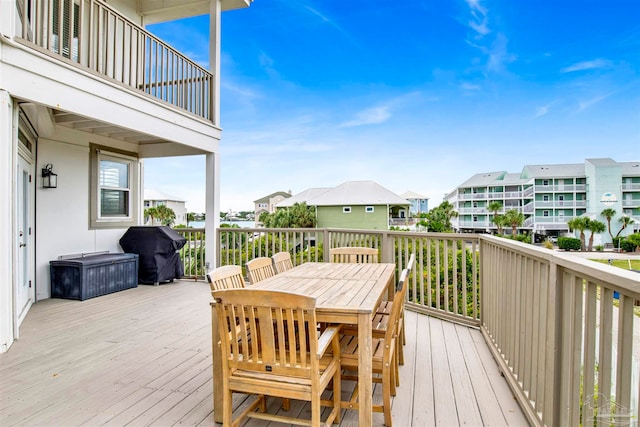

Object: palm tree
[438,201,459,230]
[186,212,196,227]
[487,201,503,233]
[155,205,176,226]
[601,208,616,240]
[616,215,635,237]
[503,209,524,236]
[144,207,158,225]
[567,217,589,251]
[586,219,606,251]
[493,215,506,235]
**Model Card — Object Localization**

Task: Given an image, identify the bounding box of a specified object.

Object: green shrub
[594,245,604,252]
[620,238,637,252]
[558,236,581,251]
[511,234,531,244]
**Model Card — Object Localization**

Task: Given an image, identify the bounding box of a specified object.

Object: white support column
[0,0,17,39]
[205,152,220,271]
[0,90,15,353]
[209,0,221,127]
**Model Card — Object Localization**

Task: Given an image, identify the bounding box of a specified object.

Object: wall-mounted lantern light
[41,163,57,188]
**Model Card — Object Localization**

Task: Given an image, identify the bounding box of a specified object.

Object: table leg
[211,303,223,423]
[358,312,373,426]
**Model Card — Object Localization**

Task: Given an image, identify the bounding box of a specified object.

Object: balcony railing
[212,227,640,427]
[16,0,213,121]
[622,183,640,191]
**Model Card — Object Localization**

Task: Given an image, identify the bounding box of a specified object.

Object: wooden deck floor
[0,280,528,426]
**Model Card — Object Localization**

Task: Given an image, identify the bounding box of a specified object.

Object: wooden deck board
[0,279,528,426]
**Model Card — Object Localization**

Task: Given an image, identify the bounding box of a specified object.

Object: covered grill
[119,226,187,285]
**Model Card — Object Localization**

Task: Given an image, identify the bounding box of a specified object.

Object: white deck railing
[16,0,213,121]
[212,227,639,427]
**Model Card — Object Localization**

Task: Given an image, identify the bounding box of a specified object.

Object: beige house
[253,191,291,224]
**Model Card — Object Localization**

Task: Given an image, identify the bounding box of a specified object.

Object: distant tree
[155,205,176,226]
[493,215,506,235]
[601,208,616,240]
[616,215,635,237]
[626,233,640,251]
[567,217,589,251]
[260,203,316,228]
[186,212,196,227]
[487,201,503,234]
[144,207,158,225]
[586,219,606,251]
[503,209,524,236]
[422,201,458,232]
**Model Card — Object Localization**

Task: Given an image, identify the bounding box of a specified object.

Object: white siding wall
[35,135,139,300]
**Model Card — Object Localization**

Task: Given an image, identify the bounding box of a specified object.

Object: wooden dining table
[211,261,396,426]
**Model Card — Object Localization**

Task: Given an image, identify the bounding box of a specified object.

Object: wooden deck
[0,280,528,426]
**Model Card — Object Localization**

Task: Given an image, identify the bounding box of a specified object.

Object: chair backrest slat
[213,289,318,376]
[246,257,276,284]
[330,246,379,263]
[208,265,245,291]
[272,251,294,274]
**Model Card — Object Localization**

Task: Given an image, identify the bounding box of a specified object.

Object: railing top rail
[479,234,640,295]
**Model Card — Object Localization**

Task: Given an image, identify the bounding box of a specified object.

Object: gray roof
[144,189,184,202]
[621,161,640,176]
[306,181,409,206]
[276,188,332,207]
[520,163,585,179]
[401,191,428,200]
[458,171,508,188]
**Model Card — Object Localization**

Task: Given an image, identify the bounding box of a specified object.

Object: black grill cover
[119,226,187,285]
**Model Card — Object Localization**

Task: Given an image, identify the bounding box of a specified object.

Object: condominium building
[444,158,640,243]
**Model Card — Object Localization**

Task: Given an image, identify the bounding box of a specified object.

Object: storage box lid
[50,253,138,267]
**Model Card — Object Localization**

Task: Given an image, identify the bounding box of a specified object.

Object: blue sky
[145,0,640,214]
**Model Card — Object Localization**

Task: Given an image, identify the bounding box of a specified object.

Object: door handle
[19,243,26,248]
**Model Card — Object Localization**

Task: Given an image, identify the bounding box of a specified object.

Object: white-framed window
[365,206,374,213]
[543,179,549,186]
[90,145,139,229]
[543,210,550,217]
[543,195,549,201]
[343,206,352,213]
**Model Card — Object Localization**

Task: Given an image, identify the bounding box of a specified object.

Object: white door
[16,155,34,328]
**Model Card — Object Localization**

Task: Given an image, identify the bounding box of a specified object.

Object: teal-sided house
[278,181,410,230]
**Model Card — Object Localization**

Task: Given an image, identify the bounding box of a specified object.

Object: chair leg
[223,388,233,426]
[333,364,342,423]
[383,363,393,427]
[312,391,321,427]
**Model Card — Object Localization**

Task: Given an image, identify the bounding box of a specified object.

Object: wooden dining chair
[339,268,408,427]
[207,265,245,291]
[375,253,415,366]
[212,289,342,427]
[329,246,379,263]
[246,256,276,284]
[272,251,294,274]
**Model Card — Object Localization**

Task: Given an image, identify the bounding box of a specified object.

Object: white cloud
[465,0,489,38]
[461,82,481,91]
[577,93,611,112]
[339,106,392,128]
[534,105,549,118]
[561,59,613,73]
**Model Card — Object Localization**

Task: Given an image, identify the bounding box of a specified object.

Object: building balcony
[623,199,640,208]
[622,183,640,191]
[534,184,586,192]
[15,0,214,123]
[3,229,638,427]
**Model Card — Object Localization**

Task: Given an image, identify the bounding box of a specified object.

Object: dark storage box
[50,253,139,300]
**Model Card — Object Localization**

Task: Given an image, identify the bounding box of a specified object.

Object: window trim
[365,206,374,213]
[90,144,140,229]
[343,206,352,214]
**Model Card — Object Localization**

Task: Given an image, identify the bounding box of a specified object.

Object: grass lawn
[592,259,640,270]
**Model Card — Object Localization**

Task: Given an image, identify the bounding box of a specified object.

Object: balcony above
[6,0,223,156]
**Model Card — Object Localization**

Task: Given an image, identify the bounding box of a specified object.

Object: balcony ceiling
[50,110,169,146]
[138,0,253,24]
